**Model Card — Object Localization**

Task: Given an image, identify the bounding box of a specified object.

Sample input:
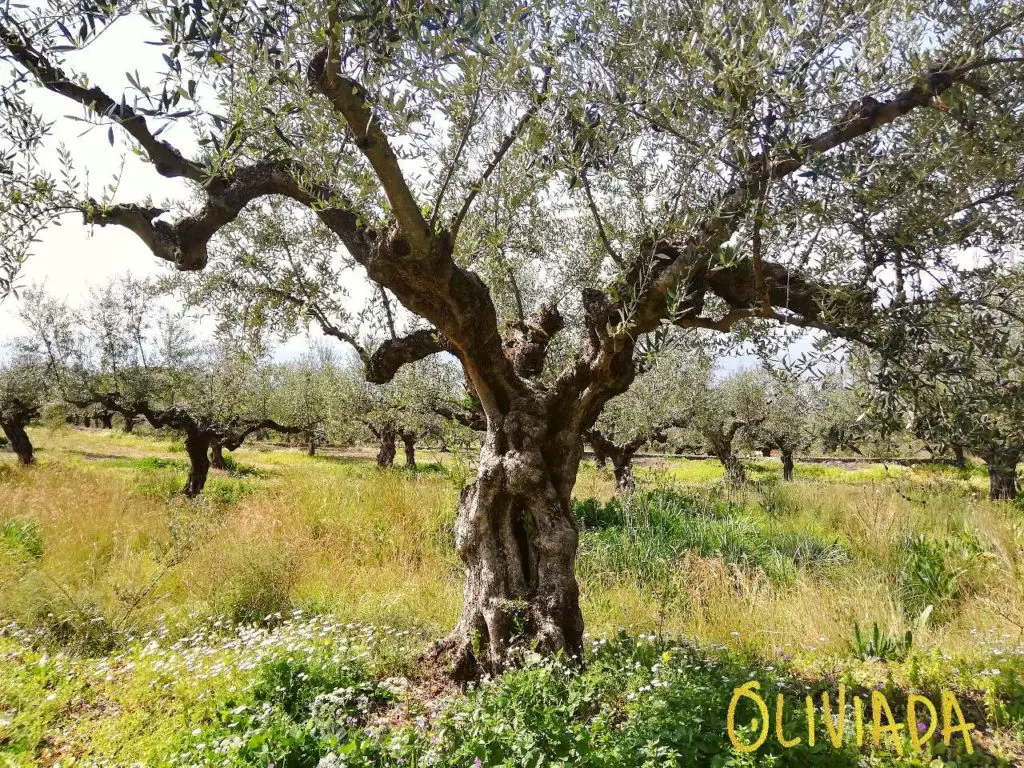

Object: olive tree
[0,354,46,465]
[20,284,301,495]
[2,0,1022,675]
[755,373,821,481]
[867,270,1024,500]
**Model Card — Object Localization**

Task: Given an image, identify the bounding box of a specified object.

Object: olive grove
[2,0,1023,676]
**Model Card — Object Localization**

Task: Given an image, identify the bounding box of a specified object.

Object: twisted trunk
[985,450,1020,501]
[781,449,795,482]
[718,451,746,485]
[401,431,417,468]
[437,397,585,680]
[209,439,227,470]
[376,424,397,468]
[184,431,212,497]
[1,419,34,465]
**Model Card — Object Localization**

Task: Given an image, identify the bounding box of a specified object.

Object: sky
[0,15,321,359]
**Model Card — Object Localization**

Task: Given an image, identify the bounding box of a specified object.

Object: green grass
[3,428,1024,766]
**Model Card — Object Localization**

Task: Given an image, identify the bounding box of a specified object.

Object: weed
[851,621,913,661]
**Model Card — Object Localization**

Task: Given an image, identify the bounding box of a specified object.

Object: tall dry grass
[1,427,1021,669]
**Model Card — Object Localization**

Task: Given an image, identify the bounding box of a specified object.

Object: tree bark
[184,431,212,497]
[719,452,746,485]
[209,439,227,470]
[122,415,135,433]
[83,415,92,428]
[610,455,635,494]
[97,412,113,429]
[307,438,316,456]
[437,406,585,681]
[781,449,794,482]
[376,425,397,468]
[986,454,1019,501]
[1,419,34,465]
[952,445,966,469]
[401,431,417,468]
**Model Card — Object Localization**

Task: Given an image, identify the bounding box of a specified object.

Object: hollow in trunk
[435,408,584,681]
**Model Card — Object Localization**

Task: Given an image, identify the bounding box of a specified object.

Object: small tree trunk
[307,439,316,456]
[123,415,135,433]
[435,418,584,681]
[1,419,34,465]
[952,445,966,469]
[98,412,113,429]
[83,415,92,428]
[184,431,212,497]
[401,432,417,468]
[209,439,228,470]
[781,450,795,482]
[611,455,635,494]
[719,452,746,485]
[986,453,1020,501]
[592,445,608,469]
[376,425,397,468]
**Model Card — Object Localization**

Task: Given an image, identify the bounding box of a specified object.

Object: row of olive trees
[586,340,870,493]
[1,279,478,485]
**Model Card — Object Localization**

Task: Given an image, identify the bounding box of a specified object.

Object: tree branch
[307,50,431,252]
[0,19,205,181]
[451,72,551,237]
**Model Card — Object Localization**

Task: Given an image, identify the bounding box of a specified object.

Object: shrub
[1,517,43,560]
[897,532,987,618]
[851,621,913,661]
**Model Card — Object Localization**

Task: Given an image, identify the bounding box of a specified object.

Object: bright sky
[0,15,320,359]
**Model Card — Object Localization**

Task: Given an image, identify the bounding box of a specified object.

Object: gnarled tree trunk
[1,419,34,465]
[376,424,398,468]
[985,450,1020,501]
[437,399,585,681]
[209,438,227,470]
[781,449,795,482]
[400,430,417,468]
[184,431,212,497]
[718,451,746,485]
[586,430,644,495]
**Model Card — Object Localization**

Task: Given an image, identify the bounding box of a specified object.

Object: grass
[2,427,1024,766]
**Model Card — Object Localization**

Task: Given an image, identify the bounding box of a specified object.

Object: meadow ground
[3,427,1024,766]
